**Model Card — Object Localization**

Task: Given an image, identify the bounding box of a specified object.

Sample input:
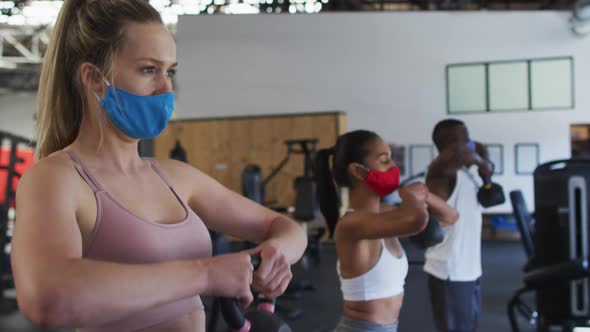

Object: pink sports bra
[66,150,212,332]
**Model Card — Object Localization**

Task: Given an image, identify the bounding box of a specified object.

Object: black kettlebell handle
[251,255,261,270]
[220,255,261,331]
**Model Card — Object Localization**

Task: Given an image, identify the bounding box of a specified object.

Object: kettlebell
[409,215,445,249]
[477,178,505,208]
[220,256,293,332]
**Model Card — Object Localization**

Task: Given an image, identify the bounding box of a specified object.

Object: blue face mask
[94,79,175,140]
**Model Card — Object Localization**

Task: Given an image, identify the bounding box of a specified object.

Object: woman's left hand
[250,241,293,299]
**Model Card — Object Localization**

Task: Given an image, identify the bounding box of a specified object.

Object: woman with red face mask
[315,130,458,332]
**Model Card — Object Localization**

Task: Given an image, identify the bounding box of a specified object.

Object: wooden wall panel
[338,113,347,134]
[154,112,346,208]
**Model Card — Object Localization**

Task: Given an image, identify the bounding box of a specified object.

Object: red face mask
[358,165,401,197]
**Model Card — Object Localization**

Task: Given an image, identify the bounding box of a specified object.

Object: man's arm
[475,141,494,180]
[426,144,466,201]
[426,143,489,201]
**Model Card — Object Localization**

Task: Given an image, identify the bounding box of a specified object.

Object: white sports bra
[337,239,409,301]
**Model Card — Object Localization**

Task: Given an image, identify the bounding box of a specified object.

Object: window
[447,57,574,114]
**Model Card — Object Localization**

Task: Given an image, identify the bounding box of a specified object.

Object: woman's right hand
[399,183,429,233]
[204,252,255,308]
[400,182,429,202]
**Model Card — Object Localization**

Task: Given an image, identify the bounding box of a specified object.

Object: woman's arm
[171,160,307,264]
[161,160,307,298]
[426,192,459,226]
[337,183,429,241]
[12,161,254,328]
[380,189,458,227]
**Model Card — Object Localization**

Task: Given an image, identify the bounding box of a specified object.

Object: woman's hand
[400,182,429,202]
[204,252,255,308]
[399,182,429,234]
[250,241,293,300]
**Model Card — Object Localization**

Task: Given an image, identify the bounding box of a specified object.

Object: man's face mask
[356,164,401,197]
[93,73,174,140]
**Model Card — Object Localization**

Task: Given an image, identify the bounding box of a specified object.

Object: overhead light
[572,0,590,37]
[572,17,590,36]
[0,0,327,27]
[223,3,260,14]
[0,2,15,9]
[574,0,590,20]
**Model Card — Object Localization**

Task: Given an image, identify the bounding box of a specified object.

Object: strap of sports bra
[65,149,104,193]
[146,158,175,190]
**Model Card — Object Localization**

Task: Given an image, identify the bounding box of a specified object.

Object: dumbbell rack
[0,131,35,313]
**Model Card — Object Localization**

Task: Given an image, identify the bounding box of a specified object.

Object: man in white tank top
[424,119,494,332]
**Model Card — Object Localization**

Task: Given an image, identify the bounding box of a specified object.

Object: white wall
[0,93,37,140]
[1,13,587,213]
[175,12,590,213]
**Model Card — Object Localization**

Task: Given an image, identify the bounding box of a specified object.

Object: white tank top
[337,239,409,301]
[424,167,483,281]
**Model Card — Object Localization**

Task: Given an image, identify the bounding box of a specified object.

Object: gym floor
[0,240,535,332]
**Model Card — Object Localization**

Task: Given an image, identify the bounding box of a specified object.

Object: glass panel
[531,58,573,109]
[448,65,487,113]
[489,62,529,111]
